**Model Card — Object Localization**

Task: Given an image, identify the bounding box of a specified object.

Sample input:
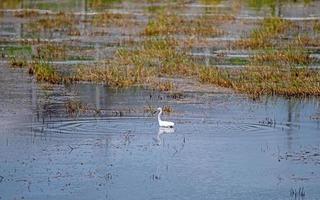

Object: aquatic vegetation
[92,12,137,27]
[163,105,173,113]
[75,37,196,88]
[198,66,234,88]
[235,17,294,49]
[157,81,175,92]
[0,0,21,9]
[200,65,320,97]
[75,62,156,87]
[88,0,123,9]
[65,100,87,117]
[26,12,80,36]
[9,57,28,68]
[314,20,320,33]
[29,60,62,84]
[143,12,225,37]
[250,45,312,67]
[35,43,68,60]
[13,9,40,18]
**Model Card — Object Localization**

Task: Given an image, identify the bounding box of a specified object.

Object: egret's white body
[157,107,174,127]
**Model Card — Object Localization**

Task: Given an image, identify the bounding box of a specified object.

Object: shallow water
[1,63,320,199]
[1,0,320,199]
[1,0,320,67]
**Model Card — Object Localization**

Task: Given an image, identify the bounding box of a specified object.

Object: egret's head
[157,107,162,111]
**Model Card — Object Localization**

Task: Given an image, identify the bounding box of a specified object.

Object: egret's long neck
[158,110,162,122]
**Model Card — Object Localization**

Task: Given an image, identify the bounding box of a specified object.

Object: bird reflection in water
[154,127,175,145]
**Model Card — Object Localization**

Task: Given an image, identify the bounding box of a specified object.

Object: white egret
[157,107,174,127]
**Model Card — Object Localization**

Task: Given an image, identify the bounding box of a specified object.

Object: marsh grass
[234,17,295,49]
[13,9,40,18]
[65,100,87,117]
[26,12,80,36]
[250,45,312,67]
[314,20,320,33]
[75,38,197,88]
[74,9,320,97]
[199,65,320,97]
[35,43,68,60]
[143,12,225,37]
[9,57,28,68]
[9,3,318,98]
[157,81,176,92]
[92,12,138,27]
[29,60,62,84]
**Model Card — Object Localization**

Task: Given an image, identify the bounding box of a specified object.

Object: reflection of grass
[65,99,87,117]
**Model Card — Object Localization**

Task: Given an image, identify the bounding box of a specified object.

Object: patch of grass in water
[314,20,320,33]
[35,43,68,61]
[158,81,176,92]
[65,99,87,117]
[199,65,320,97]
[26,12,80,36]
[228,57,249,65]
[9,57,28,68]
[74,8,320,97]
[0,0,21,9]
[3,46,33,56]
[235,17,294,49]
[13,9,40,18]
[29,60,62,84]
[143,12,225,37]
[92,12,137,27]
[75,37,196,88]
[250,44,312,67]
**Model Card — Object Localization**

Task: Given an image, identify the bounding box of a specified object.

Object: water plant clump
[75,37,197,88]
[143,12,225,37]
[13,9,40,18]
[26,12,79,36]
[250,44,312,67]
[199,65,320,97]
[35,43,68,61]
[29,60,62,84]
[234,17,295,49]
[92,12,138,27]
[9,57,28,68]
